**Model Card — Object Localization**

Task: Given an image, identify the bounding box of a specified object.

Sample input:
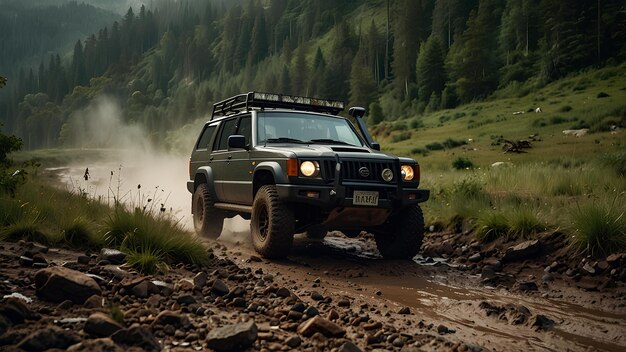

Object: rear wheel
[374,205,425,259]
[192,183,225,239]
[250,185,295,258]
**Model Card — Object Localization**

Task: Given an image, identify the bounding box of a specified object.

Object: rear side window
[215,118,238,150]
[196,125,217,150]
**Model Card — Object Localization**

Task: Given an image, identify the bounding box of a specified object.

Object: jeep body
[188,92,429,259]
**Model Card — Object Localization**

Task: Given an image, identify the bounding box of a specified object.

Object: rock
[0,298,39,324]
[111,324,161,351]
[516,281,538,291]
[84,312,124,337]
[565,268,577,277]
[606,253,625,266]
[582,263,596,275]
[17,326,80,351]
[397,307,411,315]
[19,256,33,267]
[530,314,555,330]
[193,272,207,289]
[67,338,124,352]
[152,310,190,329]
[437,324,450,334]
[304,306,319,317]
[468,253,482,263]
[501,240,541,263]
[285,335,302,348]
[311,291,324,301]
[211,279,230,296]
[596,261,610,272]
[102,265,130,280]
[291,302,306,313]
[177,294,197,305]
[337,298,350,307]
[77,255,91,265]
[276,287,291,298]
[98,248,127,265]
[297,316,346,338]
[327,309,339,321]
[152,281,174,296]
[32,253,48,268]
[131,280,157,298]
[205,320,257,351]
[338,341,362,352]
[34,267,101,304]
[542,274,554,282]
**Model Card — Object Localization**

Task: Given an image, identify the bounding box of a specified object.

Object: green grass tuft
[62,217,101,249]
[125,247,168,275]
[507,208,545,240]
[475,211,510,243]
[570,200,626,257]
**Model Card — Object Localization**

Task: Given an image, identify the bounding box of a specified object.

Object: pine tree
[349,46,377,109]
[391,0,426,99]
[292,45,308,95]
[416,35,446,103]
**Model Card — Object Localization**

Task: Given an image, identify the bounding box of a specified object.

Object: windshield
[257,112,363,147]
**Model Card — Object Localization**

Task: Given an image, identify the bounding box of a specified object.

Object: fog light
[305,191,320,198]
[381,168,394,182]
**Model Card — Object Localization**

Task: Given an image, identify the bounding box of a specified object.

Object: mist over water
[57,96,252,240]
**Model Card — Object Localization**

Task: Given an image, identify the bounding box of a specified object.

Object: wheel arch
[253,161,287,198]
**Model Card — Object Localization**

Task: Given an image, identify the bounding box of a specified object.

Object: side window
[195,125,217,150]
[216,118,238,151]
[237,116,251,145]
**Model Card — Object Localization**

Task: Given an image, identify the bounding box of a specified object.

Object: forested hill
[1,0,625,150]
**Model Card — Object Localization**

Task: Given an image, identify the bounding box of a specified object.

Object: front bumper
[275,182,429,210]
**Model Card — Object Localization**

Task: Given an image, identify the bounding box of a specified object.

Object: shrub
[507,208,545,239]
[426,142,444,151]
[559,105,573,112]
[442,138,467,149]
[391,131,411,142]
[475,212,510,243]
[569,200,626,257]
[62,217,101,249]
[409,119,424,129]
[452,157,474,170]
[410,147,429,156]
[550,116,568,124]
[597,92,610,98]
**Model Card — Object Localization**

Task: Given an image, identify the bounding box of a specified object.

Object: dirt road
[214,222,626,352]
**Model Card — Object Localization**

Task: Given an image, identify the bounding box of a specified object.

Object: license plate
[353,190,379,206]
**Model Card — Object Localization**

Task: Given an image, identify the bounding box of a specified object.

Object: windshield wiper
[266,137,308,144]
[307,139,354,146]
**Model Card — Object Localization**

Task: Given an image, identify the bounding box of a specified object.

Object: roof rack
[211,92,345,120]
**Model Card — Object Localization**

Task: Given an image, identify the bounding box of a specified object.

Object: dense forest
[1,0,625,150]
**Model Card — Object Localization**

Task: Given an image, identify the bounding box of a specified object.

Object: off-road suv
[187,92,429,259]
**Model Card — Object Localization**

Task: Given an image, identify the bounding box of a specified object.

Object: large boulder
[501,240,541,263]
[35,267,101,304]
[205,320,257,351]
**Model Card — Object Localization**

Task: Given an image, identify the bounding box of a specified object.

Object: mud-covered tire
[374,205,425,259]
[305,226,327,239]
[192,183,225,239]
[251,185,295,258]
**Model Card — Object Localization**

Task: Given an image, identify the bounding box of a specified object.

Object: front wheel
[250,185,295,258]
[192,183,225,239]
[373,205,425,259]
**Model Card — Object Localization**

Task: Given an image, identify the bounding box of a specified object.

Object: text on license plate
[353,190,379,206]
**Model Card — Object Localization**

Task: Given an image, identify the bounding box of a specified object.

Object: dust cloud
[58,96,252,241]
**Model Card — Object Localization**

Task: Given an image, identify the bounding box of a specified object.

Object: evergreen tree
[416,35,446,103]
[391,0,426,99]
[349,46,377,109]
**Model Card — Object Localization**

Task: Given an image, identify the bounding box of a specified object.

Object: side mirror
[228,135,247,150]
[371,142,381,151]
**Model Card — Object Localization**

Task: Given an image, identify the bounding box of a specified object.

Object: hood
[260,144,398,161]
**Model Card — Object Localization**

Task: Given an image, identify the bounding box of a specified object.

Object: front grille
[323,159,396,183]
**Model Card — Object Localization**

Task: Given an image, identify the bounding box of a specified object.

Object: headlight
[401,165,415,181]
[381,168,394,182]
[300,161,320,177]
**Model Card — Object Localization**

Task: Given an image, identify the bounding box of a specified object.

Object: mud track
[214,226,626,352]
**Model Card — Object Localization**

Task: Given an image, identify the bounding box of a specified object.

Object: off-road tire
[251,185,295,258]
[374,205,425,259]
[192,183,225,239]
[305,226,327,239]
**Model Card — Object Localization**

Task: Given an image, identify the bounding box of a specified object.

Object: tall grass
[1,178,210,272]
[570,198,626,257]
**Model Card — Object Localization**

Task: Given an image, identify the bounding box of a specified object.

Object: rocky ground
[0,228,625,352]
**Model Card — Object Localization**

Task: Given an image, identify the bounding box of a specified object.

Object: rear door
[211,117,238,202]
